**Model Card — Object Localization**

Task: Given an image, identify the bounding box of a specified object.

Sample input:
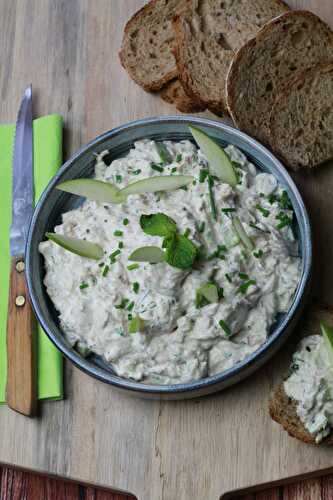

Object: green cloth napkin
[0,115,64,402]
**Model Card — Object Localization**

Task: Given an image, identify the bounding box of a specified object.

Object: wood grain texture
[0,1,333,500]
[6,258,37,416]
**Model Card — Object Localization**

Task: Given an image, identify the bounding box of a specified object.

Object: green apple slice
[189,126,238,187]
[197,283,219,304]
[120,175,194,197]
[56,179,125,204]
[46,232,104,260]
[232,217,254,251]
[320,322,333,368]
[128,246,166,263]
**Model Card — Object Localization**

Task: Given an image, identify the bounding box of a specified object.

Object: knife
[6,85,37,417]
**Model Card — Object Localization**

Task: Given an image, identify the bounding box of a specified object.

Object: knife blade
[6,85,37,417]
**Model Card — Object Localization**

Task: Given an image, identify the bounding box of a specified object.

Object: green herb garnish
[249,222,270,234]
[221,208,236,214]
[176,154,182,162]
[115,174,122,183]
[109,249,121,262]
[239,272,249,280]
[238,279,256,295]
[113,230,123,237]
[132,169,141,175]
[225,273,232,283]
[207,175,217,221]
[276,212,292,230]
[79,282,89,290]
[219,320,231,336]
[151,163,164,173]
[171,167,177,173]
[115,298,129,309]
[102,265,110,277]
[127,263,139,271]
[156,142,172,165]
[255,204,270,218]
[118,241,124,249]
[279,190,292,210]
[164,233,198,269]
[253,249,264,259]
[198,221,205,233]
[199,169,209,183]
[184,228,191,238]
[127,301,135,312]
[267,193,277,205]
[133,282,140,294]
[123,218,129,226]
[140,213,177,237]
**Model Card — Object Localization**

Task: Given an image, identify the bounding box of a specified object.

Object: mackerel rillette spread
[284,335,333,443]
[39,136,301,385]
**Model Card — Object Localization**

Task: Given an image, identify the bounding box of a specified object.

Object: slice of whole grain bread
[227,11,333,145]
[173,0,289,116]
[160,78,206,112]
[119,0,188,92]
[269,63,333,169]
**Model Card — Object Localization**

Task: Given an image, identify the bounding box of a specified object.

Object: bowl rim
[26,115,312,395]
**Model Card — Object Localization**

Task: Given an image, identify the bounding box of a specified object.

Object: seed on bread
[119,0,188,92]
[160,78,206,113]
[269,63,333,170]
[173,0,289,116]
[226,10,333,146]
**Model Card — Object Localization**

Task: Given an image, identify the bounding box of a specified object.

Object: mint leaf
[164,233,197,269]
[140,213,177,237]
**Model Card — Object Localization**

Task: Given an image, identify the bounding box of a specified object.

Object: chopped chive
[79,282,89,290]
[127,301,135,312]
[207,175,217,221]
[115,298,129,309]
[113,230,123,237]
[221,208,236,214]
[133,282,140,294]
[219,320,232,336]
[276,212,292,229]
[176,154,182,162]
[238,279,256,294]
[184,228,191,238]
[115,174,122,183]
[127,263,140,271]
[109,249,121,261]
[239,272,249,280]
[128,313,133,321]
[255,204,270,218]
[102,264,110,277]
[118,241,124,249]
[279,190,292,210]
[225,273,232,283]
[123,218,129,226]
[208,245,227,261]
[267,193,277,205]
[132,169,141,175]
[199,169,209,183]
[171,167,177,173]
[151,163,164,173]
[253,249,264,259]
[98,262,105,268]
[249,222,271,234]
[192,180,197,186]
[180,185,188,191]
[198,221,205,233]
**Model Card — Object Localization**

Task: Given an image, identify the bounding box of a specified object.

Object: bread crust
[160,78,206,113]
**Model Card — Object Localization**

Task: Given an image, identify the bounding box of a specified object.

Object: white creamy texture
[39,139,301,384]
[284,335,333,443]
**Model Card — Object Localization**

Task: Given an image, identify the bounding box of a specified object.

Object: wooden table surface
[1,1,333,499]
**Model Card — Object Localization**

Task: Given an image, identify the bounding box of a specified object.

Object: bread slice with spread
[269,308,333,444]
[173,0,289,116]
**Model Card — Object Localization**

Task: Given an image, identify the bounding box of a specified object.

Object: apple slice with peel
[189,126,238,187]
[320,322,333,368]
[129,246,166,263]
[120,175,194,197]
[46,233,104,260]
[197,283,219,304]
[56,179,125,204]
[232,217,254,251]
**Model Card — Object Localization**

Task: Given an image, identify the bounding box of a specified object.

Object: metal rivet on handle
[15,295,26,307]
[16,260,25,273]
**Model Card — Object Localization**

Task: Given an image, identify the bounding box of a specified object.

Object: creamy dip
[284,335,333,443]
[39,139,301,384]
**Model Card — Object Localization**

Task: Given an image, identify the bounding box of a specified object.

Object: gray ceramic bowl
[26,116,312,399]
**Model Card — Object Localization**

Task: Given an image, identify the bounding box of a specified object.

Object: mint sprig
[140,213,177,237]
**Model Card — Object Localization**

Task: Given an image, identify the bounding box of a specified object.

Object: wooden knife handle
[6,256,37,416]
